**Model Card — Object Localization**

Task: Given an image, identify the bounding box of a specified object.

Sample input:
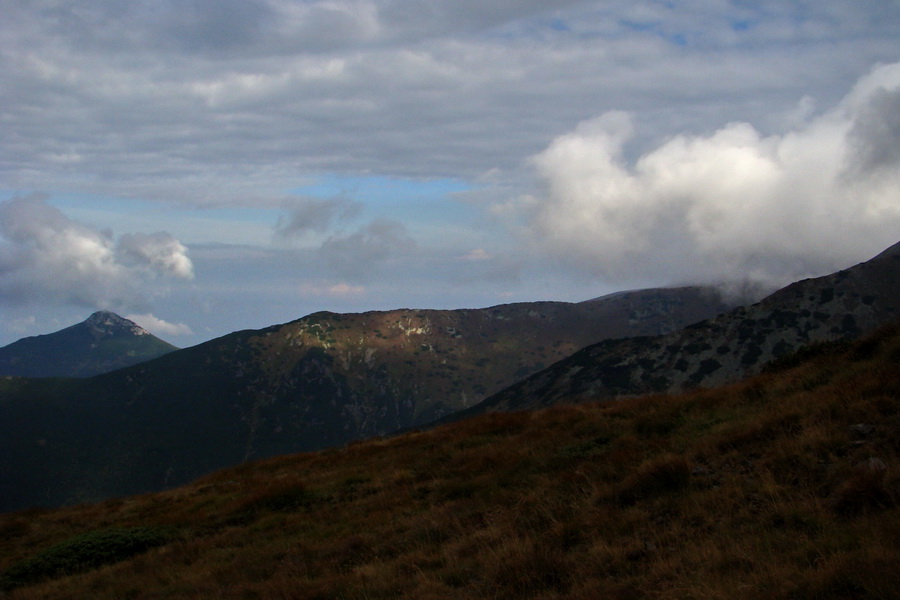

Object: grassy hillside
[0,288,739,512]
[1,323,898,599]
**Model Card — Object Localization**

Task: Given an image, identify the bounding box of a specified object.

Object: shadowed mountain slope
[1,322,898,599]
[0,312,178,378]
[460,241,900,417]
[0,287,738,512]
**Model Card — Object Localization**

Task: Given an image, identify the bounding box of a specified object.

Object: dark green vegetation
[0,312,177,378]
[469,240,900,415]
[1,527,172,591]
[1,322,898,599]
[0,287,739,512]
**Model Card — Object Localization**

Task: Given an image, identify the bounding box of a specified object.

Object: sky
[1,0,900,348]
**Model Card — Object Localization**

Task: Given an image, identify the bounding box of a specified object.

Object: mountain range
[455,240,900,417]
[0,312,177,378]
[0,285,742,512]
[1,242,898,513]
[1,318,898,598]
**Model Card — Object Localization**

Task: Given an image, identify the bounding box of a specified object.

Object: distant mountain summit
[84,311,146,334]
[0,311,178,378]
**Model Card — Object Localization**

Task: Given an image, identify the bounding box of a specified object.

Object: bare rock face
[84,311,151,339]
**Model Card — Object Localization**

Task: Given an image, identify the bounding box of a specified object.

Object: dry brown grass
[2,323,900,599]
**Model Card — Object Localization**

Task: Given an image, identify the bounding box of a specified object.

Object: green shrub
[0,527,173,590]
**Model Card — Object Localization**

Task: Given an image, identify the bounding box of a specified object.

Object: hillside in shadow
[2,321,898,599]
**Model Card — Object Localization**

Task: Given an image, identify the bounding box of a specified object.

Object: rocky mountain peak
[84,311,149,338]
[0,311,175,378]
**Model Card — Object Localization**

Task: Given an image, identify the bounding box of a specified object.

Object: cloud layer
[275,197,363,239]
[3,1,899,205]
[0,195,193,310]
[126,313,195,338]
[319,219,417,281]
[518,62,900,288]
[2,2,900,346]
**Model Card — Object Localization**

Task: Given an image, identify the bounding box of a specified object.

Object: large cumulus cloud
[516,61,900,288]
[0,195,194,310]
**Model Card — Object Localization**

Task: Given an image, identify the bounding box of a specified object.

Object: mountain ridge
[3,236,897,514]
[0,285,741,512]
[1,320,898,598]
[457,240,900,417]
[0,312,178,378]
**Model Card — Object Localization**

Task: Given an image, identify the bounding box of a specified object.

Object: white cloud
[117,232,195,279]
[0,195,194,310]
[319,219,417,281]
[328,282,366,296]
[7,315,37,335]
[459,248,491,261]
[297,281,367,297]
[126,313,194,338]
[275,196,363,239]
[3,2,898,206]
[2,2,900,347]
[517,61,900,288]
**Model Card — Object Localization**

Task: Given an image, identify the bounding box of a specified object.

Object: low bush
[0,527,172,590]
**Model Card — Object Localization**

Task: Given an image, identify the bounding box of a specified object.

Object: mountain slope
[233,285,739,428]
[463,241,900,416]
[0,286,739,512]
[1,322,898,599]
[0,312,178,378]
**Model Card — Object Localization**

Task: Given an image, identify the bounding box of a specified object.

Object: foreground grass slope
[1,324,899,599]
